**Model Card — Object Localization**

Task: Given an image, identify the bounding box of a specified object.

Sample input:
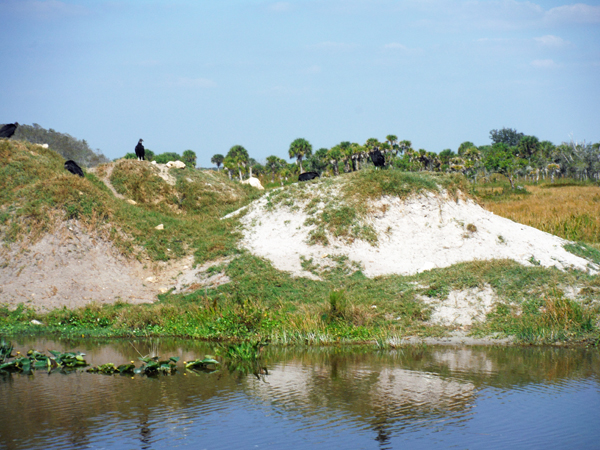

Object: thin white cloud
[531,59,559,69]
[402,1,600,31]
[3,0,88,18]
[384,43,409,50]
[170,77,217,88]
[135,60,161,67]
[303,65,321,74]
[268,2,292,12]
[534,35,570,48]
[545,3,600,24]
[312,41,356,51]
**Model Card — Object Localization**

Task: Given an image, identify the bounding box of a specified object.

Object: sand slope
[238,190,598,278]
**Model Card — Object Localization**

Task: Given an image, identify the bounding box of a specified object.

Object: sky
[1,0,599,167]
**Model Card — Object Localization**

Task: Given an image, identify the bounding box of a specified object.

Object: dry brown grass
[481,184,600,243]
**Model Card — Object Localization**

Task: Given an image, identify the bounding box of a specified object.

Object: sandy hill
[233,171,598,279]
[0,140,250,310]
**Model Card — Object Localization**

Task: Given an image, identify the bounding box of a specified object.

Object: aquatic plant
[135,356,180,376]
[185,356,220,372]
[216,341,268,377]
[0,345,88,374]
[87,362,136,375]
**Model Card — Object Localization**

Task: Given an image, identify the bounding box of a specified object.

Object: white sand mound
[237,190,598,278]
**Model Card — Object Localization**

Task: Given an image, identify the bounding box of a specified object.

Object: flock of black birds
[2,122,147,179]
[4,120,386,182]
[298,149,384,182]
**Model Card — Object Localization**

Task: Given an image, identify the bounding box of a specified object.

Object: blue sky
[1,0,599,167]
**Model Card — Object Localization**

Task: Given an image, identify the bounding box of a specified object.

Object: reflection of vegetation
[2,337,600,450]
[216,341,268,377]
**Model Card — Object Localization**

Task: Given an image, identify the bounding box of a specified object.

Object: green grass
[2,253,598,345]
[0,140,261,263]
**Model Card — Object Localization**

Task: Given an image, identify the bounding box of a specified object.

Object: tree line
[14,123,111,167]
[211,128,600,187]
[123,148,197,167]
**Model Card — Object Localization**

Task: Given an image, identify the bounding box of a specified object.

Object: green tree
[211,154,224,170]
[483,143,524,189]
[266,155,285,183]
[223,156,236,179]
[304,148,329,174]
[154,152,181,164]
[182,150,197,168]
[439,149,456,170]
[288,138,313,173]
[327,146,342,176]
[385,134,399,160]
[490,128,524,147]
[517,135,539,163]
[227,145,250,180]
[14,123,111,167]
[457,141,475,156]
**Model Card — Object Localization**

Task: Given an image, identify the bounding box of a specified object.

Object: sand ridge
[237,190,598,279]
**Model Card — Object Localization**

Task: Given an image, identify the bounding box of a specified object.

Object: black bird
[370,149,385,168]
[0,122,18,139]
[298,171,319,182]
[64,160,85,177]
[135,139,145,161]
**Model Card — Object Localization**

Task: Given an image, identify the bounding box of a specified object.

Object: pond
[1,337,599,449]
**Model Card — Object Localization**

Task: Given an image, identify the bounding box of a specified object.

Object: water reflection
[0,338,599,449]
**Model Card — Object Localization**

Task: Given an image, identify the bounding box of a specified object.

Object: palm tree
[266,155,285,183]
[398,140,412,156]
[327,146,342,176]
[337,141,353,172]
[211,154,224,171]
[289,138,313,173]
[227,145,249,180]
[223,156,236,179]
[386,134,398,160]
[182,150,197,168]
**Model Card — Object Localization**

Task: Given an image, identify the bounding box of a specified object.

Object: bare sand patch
[238,190,598,279]
[0,221,208,311]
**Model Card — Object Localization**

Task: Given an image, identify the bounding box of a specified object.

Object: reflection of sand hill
[432,348,494,374]
[252,361,475,413]
[372,368,474,407]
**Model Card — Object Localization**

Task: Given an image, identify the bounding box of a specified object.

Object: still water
[1,337,599,450]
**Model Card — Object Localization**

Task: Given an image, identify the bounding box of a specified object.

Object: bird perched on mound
[64,160,84,177]
[370,149,385,168]
[298,171,319,182]
[135,139,145,161]
[0,122,18,139]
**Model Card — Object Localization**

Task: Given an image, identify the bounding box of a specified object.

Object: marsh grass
[482,291,595,343]
[480,182,600,243]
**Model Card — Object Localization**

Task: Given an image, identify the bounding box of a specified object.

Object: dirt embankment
[0,221,228,312]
